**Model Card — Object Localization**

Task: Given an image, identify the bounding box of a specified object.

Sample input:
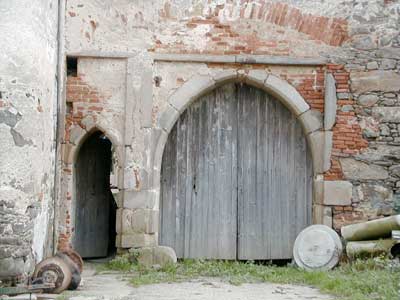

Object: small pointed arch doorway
[73,130,117,258]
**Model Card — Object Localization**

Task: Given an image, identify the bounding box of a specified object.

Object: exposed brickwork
[286,69,325,112]
[235,1,349,46]
[64,75,106,143]
[59,74,111,250]
[322,65,369,230]
[154,1,348,55]
[324,159,344,181]
[324,64,368,183]
[332,206,364,231]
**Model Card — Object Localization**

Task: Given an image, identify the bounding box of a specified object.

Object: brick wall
[65,75,105,139]
[154,1,348,55]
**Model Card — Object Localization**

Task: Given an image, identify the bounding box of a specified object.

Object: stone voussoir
[264,74,310,116]
[299,109,323,135]
[307,130,333,174]
[168,75,216,113]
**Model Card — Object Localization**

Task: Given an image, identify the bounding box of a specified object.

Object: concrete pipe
[341,215,400,242]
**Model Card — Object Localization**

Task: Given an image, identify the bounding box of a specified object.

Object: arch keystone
[212,69,238,84]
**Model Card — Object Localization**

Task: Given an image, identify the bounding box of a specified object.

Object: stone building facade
[1,0,400,279]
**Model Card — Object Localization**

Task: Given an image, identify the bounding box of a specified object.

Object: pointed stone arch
[64,122,123,166]
[58,122,124,252]
[153,70,332,188]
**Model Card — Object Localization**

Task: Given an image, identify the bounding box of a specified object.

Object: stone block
[140,69,153,128]
[366,61,379,70]
[307,130,333,174]
[130,246,177,268]
[265,75,310,116]
[168,75,216,113]
[61,143,76,164]
[213,69,238,85]
[244,69,269,89]
[118,208,158,234]
[299,109,323,135]
[313,204,333,228]
[131,209,158,233]
[372,107,400,123]
[123,190,157,209]
[389,165,400,178]
[157,104,179,133]
[81,115,95,130]
[0,257,26,278]
[119,233,157,248]
[357,94,379,107]
[350,70,400,94]
[324,73,337,130]
[115,208,123,234]
[313,175,324,204]
[340,158,389,180]
[69,126,85,145]
[323,181,353,206]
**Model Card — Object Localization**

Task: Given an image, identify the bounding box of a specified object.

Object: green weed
[101,257,400,300]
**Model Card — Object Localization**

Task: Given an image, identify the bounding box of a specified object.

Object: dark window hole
[67,57,78,77]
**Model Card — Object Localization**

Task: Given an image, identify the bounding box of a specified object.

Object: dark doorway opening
[74,131,117,258]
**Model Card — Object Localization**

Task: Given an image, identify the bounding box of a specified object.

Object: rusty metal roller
[56,252,82,290]
[59,248,84,273]
[32,256,72,294]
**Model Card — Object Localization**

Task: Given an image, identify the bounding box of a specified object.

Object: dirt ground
[65,263,333,300]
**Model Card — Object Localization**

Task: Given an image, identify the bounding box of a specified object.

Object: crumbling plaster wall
[61,0,400,251]
[0,1,59,279]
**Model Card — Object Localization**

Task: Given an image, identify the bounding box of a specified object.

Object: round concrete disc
[293,225,343,271]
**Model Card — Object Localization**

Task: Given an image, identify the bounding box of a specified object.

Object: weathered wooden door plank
[237,85,312,260]
[74,133,112,258]
[160,83,312,260]
[160,84,238,259]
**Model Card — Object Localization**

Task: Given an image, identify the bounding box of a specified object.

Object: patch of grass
[96,254,133,273]
[102,257,400,300]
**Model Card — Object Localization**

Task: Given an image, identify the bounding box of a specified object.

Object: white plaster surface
[0,0,58,268]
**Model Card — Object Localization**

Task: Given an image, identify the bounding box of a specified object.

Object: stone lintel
[152,53,326,66]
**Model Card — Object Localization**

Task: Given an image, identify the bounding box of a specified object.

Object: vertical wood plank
[160,84,238,259]
[237,85,313,260]
[161,83,313,260]
[75,133,112,258]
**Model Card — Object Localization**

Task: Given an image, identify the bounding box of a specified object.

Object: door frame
[59,125,124,251]
[152,70,332,226]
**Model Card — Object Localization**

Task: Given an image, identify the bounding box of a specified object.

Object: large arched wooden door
[74,131,116,258]
[160,83,313,260]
